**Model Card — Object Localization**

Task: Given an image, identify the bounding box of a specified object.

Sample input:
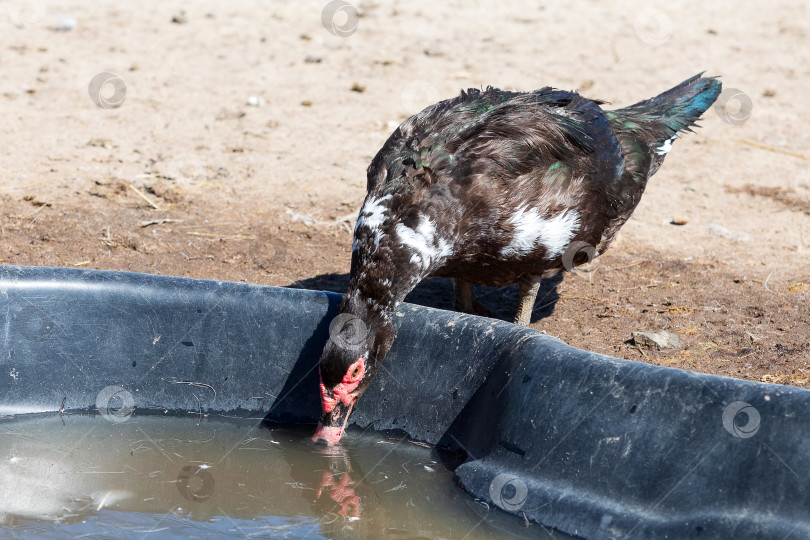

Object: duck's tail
[619,73,721,135]
[608,73,721,161]
[594,75,721,252]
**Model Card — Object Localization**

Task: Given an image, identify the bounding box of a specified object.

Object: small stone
[50,13,77,31]
[304,55,322,63]
[670,216,688,225]
[351,83,365,93]
[631,330,682,350]
[246,96,265,107]
[579,80,595,92]
[300,100,312,107]
[171,12,188,24]
[762,89,776,98]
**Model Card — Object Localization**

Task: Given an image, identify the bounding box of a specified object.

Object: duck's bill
[311,400,354,445]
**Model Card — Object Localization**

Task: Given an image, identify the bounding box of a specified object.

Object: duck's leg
[454,278,489,316]
[514,275,542,326]
[454,278,474,312]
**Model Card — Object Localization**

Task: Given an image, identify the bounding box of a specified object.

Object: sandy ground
[1,0,808,387]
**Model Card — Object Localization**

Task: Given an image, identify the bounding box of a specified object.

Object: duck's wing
[363,87,627,254]
[368,87,625,199]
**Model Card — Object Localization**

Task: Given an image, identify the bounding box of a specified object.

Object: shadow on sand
[286,273,564,325]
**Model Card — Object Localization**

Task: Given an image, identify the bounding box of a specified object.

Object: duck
[312,73,722,445]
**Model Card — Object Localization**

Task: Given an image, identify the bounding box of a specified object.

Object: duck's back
[358,87,627,285]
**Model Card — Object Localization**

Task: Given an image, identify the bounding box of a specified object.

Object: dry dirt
[1,1,808,387]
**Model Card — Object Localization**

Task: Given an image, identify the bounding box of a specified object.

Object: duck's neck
[340,249,428,361]
[339,284,397,367]
[342,267,414,327]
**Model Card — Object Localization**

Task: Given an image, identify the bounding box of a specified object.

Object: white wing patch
[501,207,581,259]
[655,132,680,156]
[395,215,452,271]
[354,195,392,252]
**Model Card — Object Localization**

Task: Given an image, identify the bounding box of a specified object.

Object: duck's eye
[346,358,365,382]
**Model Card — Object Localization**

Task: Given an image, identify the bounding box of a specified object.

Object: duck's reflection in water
[0,414,571,539]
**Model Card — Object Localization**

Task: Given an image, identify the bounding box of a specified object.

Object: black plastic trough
[1,265,807,539]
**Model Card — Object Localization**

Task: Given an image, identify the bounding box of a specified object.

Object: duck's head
[312,310,394,445]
